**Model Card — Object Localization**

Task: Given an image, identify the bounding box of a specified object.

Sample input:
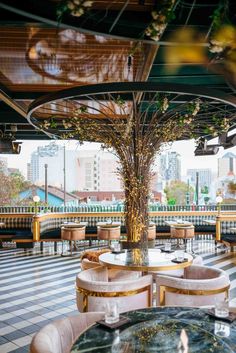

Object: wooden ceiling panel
[0,26,145,92]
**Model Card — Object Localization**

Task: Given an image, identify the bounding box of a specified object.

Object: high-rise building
[187,169,212,189]
[77,150,122,191]
[29,143,122,192]
[159,152,181,181]
[29,143,79,191]
[27,163,32,181]
[218,152,236,178]
[0,157,8,174]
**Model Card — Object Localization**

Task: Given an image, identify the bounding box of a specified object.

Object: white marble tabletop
[99,248,193,272]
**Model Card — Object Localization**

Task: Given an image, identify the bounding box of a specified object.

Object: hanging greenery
[29,82,236,246]
[145,0,176,41]
[57,0,93,21]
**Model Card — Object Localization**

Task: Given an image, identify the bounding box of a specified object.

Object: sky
[3,138,236,178]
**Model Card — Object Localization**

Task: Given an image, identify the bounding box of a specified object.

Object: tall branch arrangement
[29,86,235,245]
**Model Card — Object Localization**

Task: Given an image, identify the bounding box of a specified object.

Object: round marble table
[70,307,236,353]
[99,248,193,272]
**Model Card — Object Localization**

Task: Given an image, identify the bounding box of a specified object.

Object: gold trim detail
[216,218,221,242]
[76,285,152,312]
[159,285,230,306]
[33,216,40,242]
[99,258,193,272]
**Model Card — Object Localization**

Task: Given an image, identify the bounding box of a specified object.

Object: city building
[28,143,122,192]
[187,169,212,190]
[77,150,122,191]
[159,152,181,181]
[74,190,162,203]
[27,162,32,181]
[7,168,20,175]
[0,157,8,174]
[28,143,81,192]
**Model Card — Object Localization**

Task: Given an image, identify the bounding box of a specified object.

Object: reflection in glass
[214,321,231,338]
[125,247,149,266]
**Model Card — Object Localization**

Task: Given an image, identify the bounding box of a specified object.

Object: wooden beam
[0,89,27,118]
[136,43,159,82]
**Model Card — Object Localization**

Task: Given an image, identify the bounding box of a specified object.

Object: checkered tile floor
[1,240,236,353]
[0,245,80,353]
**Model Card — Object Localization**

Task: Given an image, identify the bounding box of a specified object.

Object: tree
[204,196,210,205]
[0,163,31,205]
[201,186,209,194]
[27,82,236,246]
[227,181,236,197]
[164,181,194,205]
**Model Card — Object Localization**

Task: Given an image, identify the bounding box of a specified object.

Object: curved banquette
[0,211,236,249]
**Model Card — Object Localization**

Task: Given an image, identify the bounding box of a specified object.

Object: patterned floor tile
[0,241,235,352]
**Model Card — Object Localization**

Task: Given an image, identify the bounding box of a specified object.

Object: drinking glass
[175,250,184,262]
[105,302,119,324]
[114,242,121,252]
[164,242,171,252]
[215,299,229,318]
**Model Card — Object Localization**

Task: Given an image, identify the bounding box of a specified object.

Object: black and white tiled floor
[1,240,236,353]
[0,245,80,353]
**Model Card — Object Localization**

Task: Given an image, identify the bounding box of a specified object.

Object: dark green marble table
[70,307,236,353]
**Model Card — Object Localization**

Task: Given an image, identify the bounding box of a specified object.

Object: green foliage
[201,185,209,194]
[227,181,236,195]
[164,180,194,205]
[204,196,210,204]
[115,95,125,107]
[0,163,31,205]
[167,198,176,205]
[210,0,229,32]
[50,118,58,128]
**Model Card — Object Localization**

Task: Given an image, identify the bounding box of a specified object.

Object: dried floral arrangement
[28,83,236,245]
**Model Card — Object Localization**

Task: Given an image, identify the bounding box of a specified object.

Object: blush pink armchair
[155,265,230,307]
[30,312,104,353]
[76,266,152,313]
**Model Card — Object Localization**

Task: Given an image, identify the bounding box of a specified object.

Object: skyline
[3,138,236,178]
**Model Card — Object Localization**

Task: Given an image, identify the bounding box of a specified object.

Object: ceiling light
[0,141,21,154]
[219,132,236,149]
[194,138,219,156]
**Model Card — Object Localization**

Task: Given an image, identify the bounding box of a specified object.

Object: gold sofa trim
[76,284,152,312]
[159,284,230,306]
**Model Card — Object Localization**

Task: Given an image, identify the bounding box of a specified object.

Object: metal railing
[0,204,236,213]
